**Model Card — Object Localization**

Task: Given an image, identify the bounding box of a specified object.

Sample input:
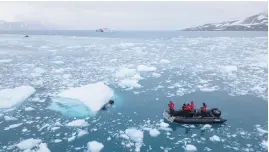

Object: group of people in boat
[168,101,207,117]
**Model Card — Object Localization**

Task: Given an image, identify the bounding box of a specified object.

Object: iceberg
[48,82,114,117]
[0,86,36,109]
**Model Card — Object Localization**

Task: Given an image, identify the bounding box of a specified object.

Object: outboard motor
[211,108,221,117]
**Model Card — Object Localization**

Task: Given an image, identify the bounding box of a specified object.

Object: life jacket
[190,101,194,110]
[201,105,207,112]
[183,105,191,111]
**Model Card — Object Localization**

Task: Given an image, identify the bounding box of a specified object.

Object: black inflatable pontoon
[163,108,227,124]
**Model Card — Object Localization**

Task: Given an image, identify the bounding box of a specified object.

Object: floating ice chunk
[255,125,268,136]
[66,119,89,127]
[57,82,113,112]
[25,107,35,111]
[261,140,268,150]
[107,137,111,141]
[119,79,142,89]
[152,73,161,78]
[54,139,62,143]
[210,135,221,142]
[53,68,65,73]
[159,122,169,128]
[137,65,156,72]
[53,61,64,64]
[183,144,197,151]
[51,127,60,131]
[0,59,12,63]
[22,128,28,132]
[31,68,46,77]
[160,59,171,64]
[0,86,35,109]
[68,136,76,142]
[149,129,160,137]
[125,128,144,152]
[199,85,219,92]
[220,65,238,74]
[16,138,42,150]
[4,123,23,130]
[116,67,137,78]
[4,116,18,121]
[37,143,51,152]
[77,129,88,138]
[87,141,104,152]
[201,124,212,130]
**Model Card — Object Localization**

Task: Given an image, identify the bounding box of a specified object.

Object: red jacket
[168,102,175,109]
[201,106,207,112]
[183,105,191,111]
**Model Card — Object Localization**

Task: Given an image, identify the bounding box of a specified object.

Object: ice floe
[0,59,12,63]
[16,138,42,150]
[66,119,89,127]
[25,107,35,111]
[209,135,221,142]
[137,65,157,72]
[4,116,18,121]
[87,141,104,152]
[183,144,197,151]
[160,59,171,64]
[49,82,114,117]
[261,140,268,150]
[4,123,23,130]
[0,86,35,109]
[120,128,144,152]
[37,143,51,152]
[77,129,89,138]
[149,129,160,137]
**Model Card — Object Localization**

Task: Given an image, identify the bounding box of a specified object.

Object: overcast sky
[0,1,267,30]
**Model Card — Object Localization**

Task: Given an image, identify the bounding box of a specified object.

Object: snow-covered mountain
[0,20,52,30]
[183,12,268,31]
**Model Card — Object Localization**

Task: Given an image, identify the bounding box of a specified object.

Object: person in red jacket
[168,101,175,115]
[183,103,191,111]
[190,101,194,110]
[201,103,207,112]
[168,101,175,110]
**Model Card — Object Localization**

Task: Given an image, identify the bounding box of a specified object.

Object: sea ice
[49,82,113,117]
[4,116,18,121]
[77,129,89,138]
[183,144,197,151]
[210,135,221,142]
[137,65,157,72]
[4,123,23,130]
[201,124,212,130]
[66,119,89,127]
[25,107,35,111]
[121,128,144,152]
[119,79,142,89]
[0,86,35,109]
[87,141,104,152]
[149,129,160,137]
[261,140,268,150]
[160,59,171,64]
[16,138,41,150]
[37,143,51,152]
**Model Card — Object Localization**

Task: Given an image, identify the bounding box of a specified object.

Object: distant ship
[96,28,113,32]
